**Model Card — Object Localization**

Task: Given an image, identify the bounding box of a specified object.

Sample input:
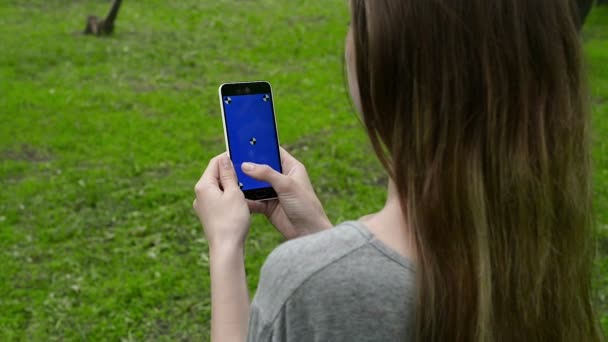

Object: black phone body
[219,81,282,201]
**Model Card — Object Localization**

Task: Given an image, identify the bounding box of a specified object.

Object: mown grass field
[0,1,606,340]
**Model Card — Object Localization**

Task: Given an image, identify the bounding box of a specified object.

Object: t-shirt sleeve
[246,223,370,341]
[247,304,290,342]
[246,304,270,342]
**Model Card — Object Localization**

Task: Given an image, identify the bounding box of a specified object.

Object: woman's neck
[359,179,417,261]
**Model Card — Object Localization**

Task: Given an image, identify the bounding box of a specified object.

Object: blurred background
[0,0,606,340]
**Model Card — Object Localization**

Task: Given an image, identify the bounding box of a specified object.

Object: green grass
[586,6,608,334]
[0,1,606,340]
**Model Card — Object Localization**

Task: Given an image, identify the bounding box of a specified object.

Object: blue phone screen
[223,93,281,191]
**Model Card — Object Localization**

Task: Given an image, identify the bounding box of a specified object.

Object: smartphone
[219,81,282,201]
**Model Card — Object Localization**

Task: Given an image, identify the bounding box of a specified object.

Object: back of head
[350,0,602,340]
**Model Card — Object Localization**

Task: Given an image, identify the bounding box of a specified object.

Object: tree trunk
[83,0,123,36]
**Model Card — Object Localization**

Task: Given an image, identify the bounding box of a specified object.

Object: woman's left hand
[193,153,251,250]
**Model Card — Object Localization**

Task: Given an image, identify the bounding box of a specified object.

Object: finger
[279,146,294,162]
[241,162,290,192]
[279,146,301,170]
[194,156,223,198]
[246,199,267,214]
[218,154,240,192]
[197,155,221,187]
[277,147,315,193]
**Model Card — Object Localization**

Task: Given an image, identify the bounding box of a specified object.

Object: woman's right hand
[241,147,332,240]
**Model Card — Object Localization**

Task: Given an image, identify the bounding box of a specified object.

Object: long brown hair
[350,0,603,340]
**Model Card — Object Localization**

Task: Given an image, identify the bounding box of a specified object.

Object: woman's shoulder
[252,221,416,317]
[249,221,417,340]
[269,221,369,260]
[261,220,415,279]
[259,221,372,284]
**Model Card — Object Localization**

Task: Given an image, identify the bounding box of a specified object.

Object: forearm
[209,244,250,342]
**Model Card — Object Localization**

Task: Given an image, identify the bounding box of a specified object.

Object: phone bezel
[218,81,281,201]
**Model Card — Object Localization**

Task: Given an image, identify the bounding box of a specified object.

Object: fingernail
[242,162,254,171]
[221,156,231,169]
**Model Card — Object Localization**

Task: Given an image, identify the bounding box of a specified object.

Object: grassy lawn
[586,5,608,336]
[0,1,606,340]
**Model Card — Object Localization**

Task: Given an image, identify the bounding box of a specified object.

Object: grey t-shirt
[247,221,417,342]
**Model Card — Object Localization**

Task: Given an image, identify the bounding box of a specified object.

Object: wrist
[209,240,245,259]
[299,216,333,238]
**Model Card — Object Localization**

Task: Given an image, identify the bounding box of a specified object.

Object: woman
[193,0,604,341]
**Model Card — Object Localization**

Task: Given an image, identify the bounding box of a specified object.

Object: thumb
[241,162,289,192]
[219,155,239,191]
